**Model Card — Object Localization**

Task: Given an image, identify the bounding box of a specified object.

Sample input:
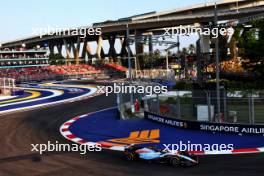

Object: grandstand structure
[0,65,107,82]
[0,49,49,68]
[0,46,128,81]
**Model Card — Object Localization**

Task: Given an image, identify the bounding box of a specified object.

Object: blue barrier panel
[145,111,264,136]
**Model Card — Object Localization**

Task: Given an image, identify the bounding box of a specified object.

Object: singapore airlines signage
[145,111,264,135]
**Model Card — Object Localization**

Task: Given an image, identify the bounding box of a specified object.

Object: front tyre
[125,152,135,161]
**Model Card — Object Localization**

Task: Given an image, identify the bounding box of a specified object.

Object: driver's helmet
[148,146,160,152]
[148,146,156,150]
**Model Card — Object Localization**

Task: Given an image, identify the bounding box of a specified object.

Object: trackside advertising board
[144,111,264,136]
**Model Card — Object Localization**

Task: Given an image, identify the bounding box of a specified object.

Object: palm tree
[188,44,196,55]
[182,47,188,55]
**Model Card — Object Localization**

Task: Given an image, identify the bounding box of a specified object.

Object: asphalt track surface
[0,88,263,176]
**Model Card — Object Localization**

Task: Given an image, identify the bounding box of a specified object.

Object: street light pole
[214,2,221,116]
[166,50,169,71]
[126,24,134,112]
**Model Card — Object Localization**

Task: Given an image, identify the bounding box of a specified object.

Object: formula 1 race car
[124,145,199,167]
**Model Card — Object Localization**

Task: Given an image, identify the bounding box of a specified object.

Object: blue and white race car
[124,145,199,167]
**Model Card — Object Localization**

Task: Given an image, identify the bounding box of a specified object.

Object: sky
[0,0,216,53]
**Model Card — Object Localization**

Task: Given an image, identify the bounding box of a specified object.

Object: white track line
[0,86,97,115]
[0,95,18,101]
[0,88,62,108]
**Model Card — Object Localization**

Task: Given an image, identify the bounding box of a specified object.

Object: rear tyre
[170,157,181,167]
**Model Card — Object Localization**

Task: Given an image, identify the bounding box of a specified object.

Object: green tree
[49,53,66,65]
[153,49,161,58]
[236,19,264,77]
[188,44,196,55]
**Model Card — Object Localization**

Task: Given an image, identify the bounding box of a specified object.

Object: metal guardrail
[146,94,264,125]
[118,88,264,125]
